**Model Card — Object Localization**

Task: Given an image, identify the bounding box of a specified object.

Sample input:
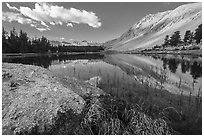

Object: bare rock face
[2,63,103,135]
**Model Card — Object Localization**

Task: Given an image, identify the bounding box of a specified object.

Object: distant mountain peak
[104,2,202,51]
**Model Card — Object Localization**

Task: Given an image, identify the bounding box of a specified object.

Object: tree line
[162,24,202,48]
[2,27,104,53]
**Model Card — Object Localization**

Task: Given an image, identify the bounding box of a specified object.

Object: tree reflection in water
[190,61,202,79]
[181,60,190,73]
[160,55,202,80]
[3,53,202,80]
[168,58,180,73]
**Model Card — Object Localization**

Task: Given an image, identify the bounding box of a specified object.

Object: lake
[3,53,202,134]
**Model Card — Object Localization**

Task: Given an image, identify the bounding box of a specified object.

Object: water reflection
[168,58,179,73]
[159,55,202,80]
[2,53,104,68]
[191,61,202,79]
[3,53,202,80]
[181,60,190,73]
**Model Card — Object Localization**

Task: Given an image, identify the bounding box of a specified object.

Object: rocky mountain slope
[104,3,202,51]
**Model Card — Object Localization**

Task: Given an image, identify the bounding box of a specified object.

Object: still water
[3,53,202,96]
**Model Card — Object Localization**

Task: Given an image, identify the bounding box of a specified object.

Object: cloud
[36,27,50,32]
[41,21,49,28]
[60,37,65,40]
[31,23,50,31]
[66,22,73,27]
[3,12,33,24]
[2,12,50,31]
[6,3,19,11]
[50,22,55,25]
[163,2,170,6]
[4,2,101,31]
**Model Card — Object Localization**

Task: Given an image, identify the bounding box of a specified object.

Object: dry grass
[77,95,172,135]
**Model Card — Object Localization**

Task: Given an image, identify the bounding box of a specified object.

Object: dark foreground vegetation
[78,95,172,135]
[2,27,104,53]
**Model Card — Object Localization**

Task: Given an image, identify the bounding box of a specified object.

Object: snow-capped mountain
[50,40,103,47]
[104,3,202,51]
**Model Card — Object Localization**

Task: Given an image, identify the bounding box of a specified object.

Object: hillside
[104,3,202,51]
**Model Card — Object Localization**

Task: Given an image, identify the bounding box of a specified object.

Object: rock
[2,63,104,135]
[58,76,105,99]
[85,76,102,87]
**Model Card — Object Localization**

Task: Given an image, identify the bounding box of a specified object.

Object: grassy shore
[139,49,202,56]
[104,49,202,57]
[122,49,201,56]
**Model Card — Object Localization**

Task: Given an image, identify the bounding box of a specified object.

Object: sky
[2,2,193,43]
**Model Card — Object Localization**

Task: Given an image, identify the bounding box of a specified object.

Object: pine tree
[194,24,202,44]
[9,27,19,53]
[19,30,29,53]
[2,27,8,53]
[183,30,193,45]
[170,31,182,47]
[163,35,170,48]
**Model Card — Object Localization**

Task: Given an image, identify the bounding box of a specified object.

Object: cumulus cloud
[3,2,101,31]
[3,12,33,24]
[2,12,50,31]
[6,3,19,11]
[60,37,65,40]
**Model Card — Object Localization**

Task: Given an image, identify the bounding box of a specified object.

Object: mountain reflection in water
[3,53,202,96]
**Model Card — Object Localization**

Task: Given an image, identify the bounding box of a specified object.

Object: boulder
[2,63,104,134]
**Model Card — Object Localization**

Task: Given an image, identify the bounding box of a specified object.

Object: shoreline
[2,49,202,58]
[137,49,202,56]
[2,52,103,58]
[121,49,202,56]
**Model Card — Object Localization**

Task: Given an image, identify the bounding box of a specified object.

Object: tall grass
[134,65,202,135]
[77,95,172,135]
